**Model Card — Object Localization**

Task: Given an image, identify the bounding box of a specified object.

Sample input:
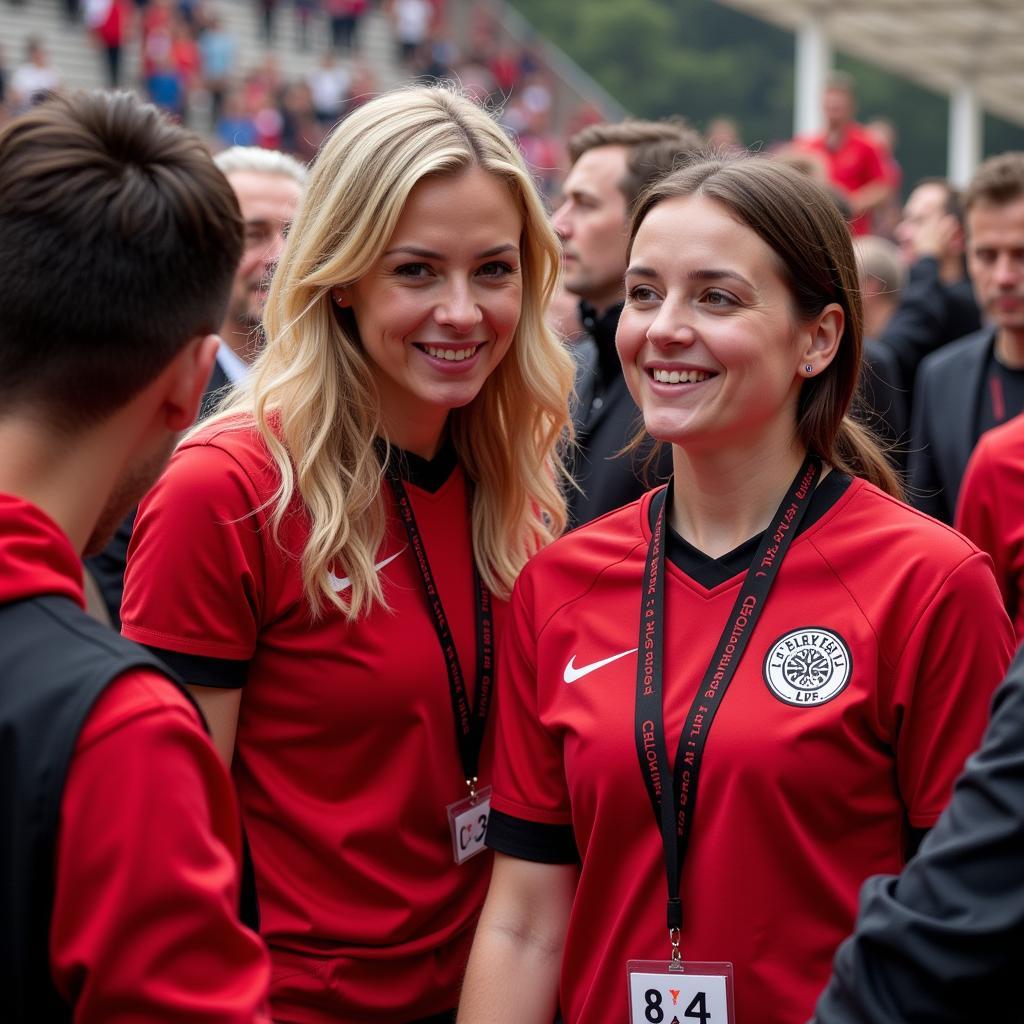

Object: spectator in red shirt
[798,72,893,235]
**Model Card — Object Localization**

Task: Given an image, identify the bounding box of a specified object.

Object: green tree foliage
[510,0,1024,196]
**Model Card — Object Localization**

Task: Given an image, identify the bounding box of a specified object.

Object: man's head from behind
[963,152,1024,339]
[0,90,243,430]
[553,119,703,314]
[213,146,305,362]
[0,91,242,546]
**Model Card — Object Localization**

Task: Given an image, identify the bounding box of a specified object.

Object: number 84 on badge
[627,962,734,1024]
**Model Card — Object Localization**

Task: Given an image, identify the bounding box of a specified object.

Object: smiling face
[335,166,524,452]
[617,194,831,457]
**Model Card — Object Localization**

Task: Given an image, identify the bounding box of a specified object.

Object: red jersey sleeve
[121,439,266,663]
[490,571,572,827]
[956,437,1018,631]
[50,670,270,1022]
[859,135,886,187]
[888,552,1014,827]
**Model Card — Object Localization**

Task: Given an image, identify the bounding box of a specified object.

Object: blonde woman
[121,86,574,1024]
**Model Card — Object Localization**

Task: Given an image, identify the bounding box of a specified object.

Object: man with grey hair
[86,146,306,623]
[204,145,306,414]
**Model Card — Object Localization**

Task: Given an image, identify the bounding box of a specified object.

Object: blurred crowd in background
[0,0,601,190]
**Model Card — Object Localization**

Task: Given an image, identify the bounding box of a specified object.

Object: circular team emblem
[763,628,852,707]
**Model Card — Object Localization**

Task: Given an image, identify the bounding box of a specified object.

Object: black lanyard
[634,456,820,958]
[384,464,493,796]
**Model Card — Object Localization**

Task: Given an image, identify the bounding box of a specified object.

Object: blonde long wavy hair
[208,86,574,619]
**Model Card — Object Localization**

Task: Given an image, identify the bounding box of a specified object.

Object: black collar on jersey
[378,438,458,494]
[381,460,493,793]
[579,299,624,386]
[658,470,852,589]
[634,456,821,957]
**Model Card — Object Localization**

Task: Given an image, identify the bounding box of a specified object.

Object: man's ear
[798,303,844,377]
[163,334,220,431]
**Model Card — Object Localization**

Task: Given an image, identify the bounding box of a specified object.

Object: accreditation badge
[627,961,734,1024]
[446,785,492,865]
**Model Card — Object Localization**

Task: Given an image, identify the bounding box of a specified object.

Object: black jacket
[810,643,1024,1023]
[907,327,996,523]
[567,302,672,528]
[877,256,980,399]
[0,595,182,1022]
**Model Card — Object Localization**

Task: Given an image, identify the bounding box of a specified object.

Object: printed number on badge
[446,786,491,865]
[627,962,734,1024]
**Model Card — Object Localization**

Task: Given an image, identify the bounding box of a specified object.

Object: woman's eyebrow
[383,243,519,259]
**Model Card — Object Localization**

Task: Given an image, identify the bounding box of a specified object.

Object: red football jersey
[122,422,501,1022]
[489,474,1013,1024]
[956,413,1024,642]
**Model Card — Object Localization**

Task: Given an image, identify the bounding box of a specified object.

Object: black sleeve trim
[486,809,579,864]
[143,646,249,689]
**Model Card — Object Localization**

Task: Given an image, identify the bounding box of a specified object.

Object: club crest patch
[763,627,852,707]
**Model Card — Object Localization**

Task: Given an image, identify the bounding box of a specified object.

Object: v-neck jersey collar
[647,470,854,590]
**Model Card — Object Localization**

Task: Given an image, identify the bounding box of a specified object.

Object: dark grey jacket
[907,327,996,523]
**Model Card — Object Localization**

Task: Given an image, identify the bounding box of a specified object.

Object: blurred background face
[895,182,951,264]
[551,144,630,313]
[967,196,1024,336]
[225,170,303,340]
[822,87,854,129]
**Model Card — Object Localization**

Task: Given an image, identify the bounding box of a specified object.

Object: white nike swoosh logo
[327,546,407,592]
[563,648,638,684]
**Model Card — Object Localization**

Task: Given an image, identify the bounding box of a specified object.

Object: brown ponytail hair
[628,154,903,499]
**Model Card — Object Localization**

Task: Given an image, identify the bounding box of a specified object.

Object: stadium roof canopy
[716,0,1024,181]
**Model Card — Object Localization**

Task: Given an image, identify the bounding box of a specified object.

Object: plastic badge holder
[627,960,735,1024]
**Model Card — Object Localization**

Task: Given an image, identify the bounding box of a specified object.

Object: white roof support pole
[794,14,831,137]
[948,81,982,188]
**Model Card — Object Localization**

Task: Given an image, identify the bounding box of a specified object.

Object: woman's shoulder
[182,413,264,455]
[809,479,1004,654]
[830,476,983,569]
[166,414,283,503]
[519,490,655,598]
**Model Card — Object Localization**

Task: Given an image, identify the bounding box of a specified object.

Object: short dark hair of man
[567,118,704,210]
[0,90,243,433]
[963,152,1024,214]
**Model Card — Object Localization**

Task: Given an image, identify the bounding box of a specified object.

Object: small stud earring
[805,364,814,374]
